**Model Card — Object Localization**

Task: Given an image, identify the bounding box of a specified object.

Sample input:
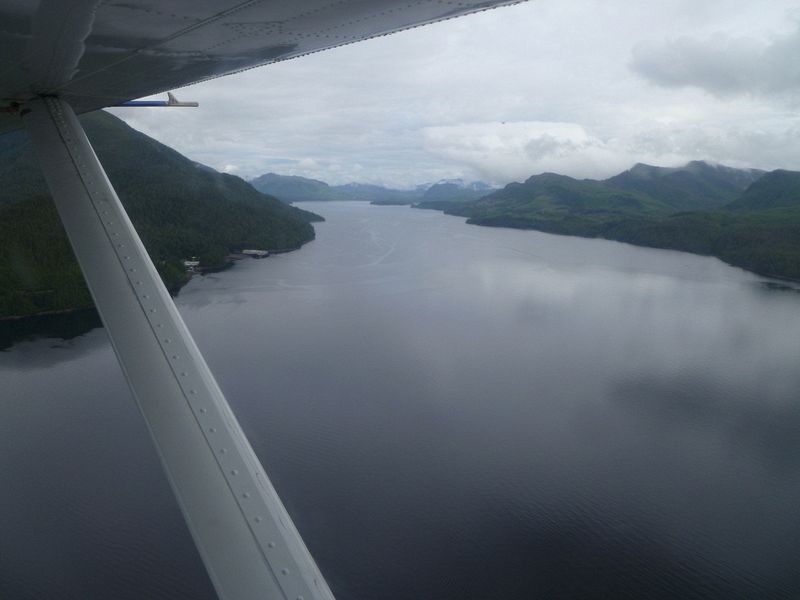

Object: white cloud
[631,24,800,98]
[422,121,630,182]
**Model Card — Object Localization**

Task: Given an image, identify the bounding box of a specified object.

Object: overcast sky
[109,0,800,188]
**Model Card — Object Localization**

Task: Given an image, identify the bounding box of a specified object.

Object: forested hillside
[0,111,321,318]
[432,163,800,281]
[605,161,763,211]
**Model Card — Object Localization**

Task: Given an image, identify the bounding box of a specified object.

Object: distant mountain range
[249,172,495,205]
[0,112,320,319]
[418,161,765,215]
[249,173,344,202]
[252,162,800,281]
[421,180,493,203]
[423,161,800,281]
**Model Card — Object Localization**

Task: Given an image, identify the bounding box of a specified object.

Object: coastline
[0,239,314,323]
[464,217,800,284]
[406,203,800,285]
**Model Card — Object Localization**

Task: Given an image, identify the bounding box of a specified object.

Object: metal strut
[22,97,334,600]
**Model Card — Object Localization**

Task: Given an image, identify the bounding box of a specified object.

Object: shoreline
[463,217,800,286]
[0,240,312,323]
[405,203,800,286]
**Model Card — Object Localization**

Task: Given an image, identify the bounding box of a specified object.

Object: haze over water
[3,201,800,599]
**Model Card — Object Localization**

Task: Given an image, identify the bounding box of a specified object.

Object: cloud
[631,24,800,98]
[422,121,631,182]
[109,1,800,187]
[421,121,710,182]
[624,121,800,172]
[422,117,800,183]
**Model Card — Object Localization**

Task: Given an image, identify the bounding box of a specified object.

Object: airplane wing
[1,2,524,599]
[0,0,522,134]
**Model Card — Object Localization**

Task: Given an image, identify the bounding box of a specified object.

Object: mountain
[444,161,768,224]
[250,172,425,205]
[250,172,346,202]
[0,111,321,319]
[334,182,422,205]
[249,173,419,204]
[458,171,671,222]
[249,172,495,206]
[437,178,494,192]
[605,161,765,211]
[463,161,766,221]
[726,170,800,212]
[421,181,493,203]
[343,179,495,205]
[430,162,800,281]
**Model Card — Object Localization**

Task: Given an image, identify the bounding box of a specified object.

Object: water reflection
[3,201,800,599]
[758,280,800,294]
[615,372,800,472]
[0,308,101,351]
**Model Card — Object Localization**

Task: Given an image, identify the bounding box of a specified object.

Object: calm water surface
[3,201,800,599]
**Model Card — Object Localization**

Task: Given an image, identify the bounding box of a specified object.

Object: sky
[109,0,800,189]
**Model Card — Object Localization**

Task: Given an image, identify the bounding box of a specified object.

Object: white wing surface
[0,0,522,132]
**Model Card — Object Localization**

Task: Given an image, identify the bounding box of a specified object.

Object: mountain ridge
[250,172,495,205]
[425,161,800,281]
[605,160,765,211]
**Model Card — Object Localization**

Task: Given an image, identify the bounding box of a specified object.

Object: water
[2,201,800,599]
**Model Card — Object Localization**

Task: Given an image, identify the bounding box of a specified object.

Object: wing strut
[21,97,334,600]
